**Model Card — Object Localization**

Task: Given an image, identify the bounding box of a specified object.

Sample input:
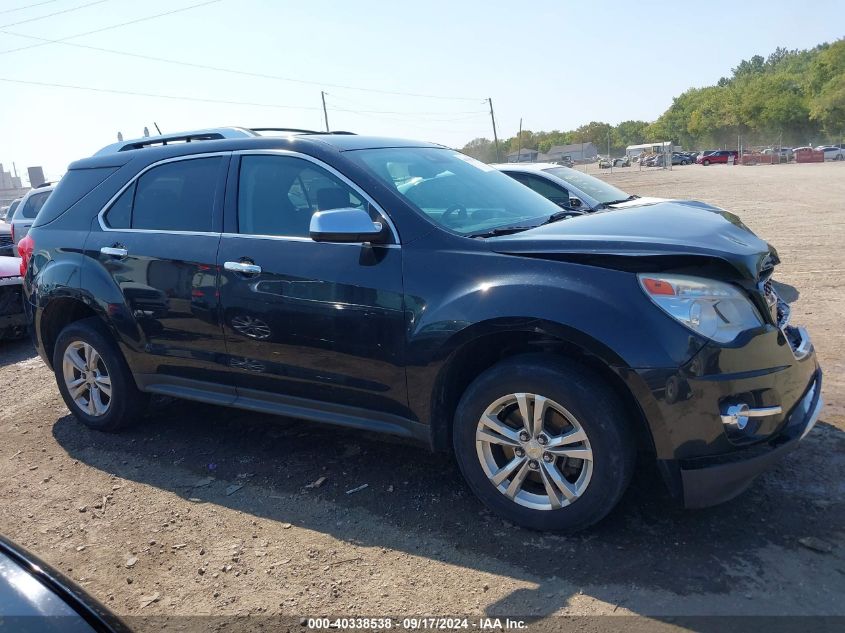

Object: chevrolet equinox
[20,127,823,532]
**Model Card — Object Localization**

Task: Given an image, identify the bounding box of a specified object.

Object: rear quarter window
[31,167,118,227]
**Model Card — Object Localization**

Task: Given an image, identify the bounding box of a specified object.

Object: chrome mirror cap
[309,208,384,243]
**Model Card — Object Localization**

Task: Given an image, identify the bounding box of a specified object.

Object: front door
[217,152,408,419]
[87,154,230,392]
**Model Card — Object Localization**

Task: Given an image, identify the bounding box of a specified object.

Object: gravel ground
[0,161,843,631]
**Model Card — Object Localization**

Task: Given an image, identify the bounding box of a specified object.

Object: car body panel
[486,202,775,281]
[0,535,128,632]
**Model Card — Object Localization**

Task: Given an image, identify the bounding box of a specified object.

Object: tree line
[461,39,845,162]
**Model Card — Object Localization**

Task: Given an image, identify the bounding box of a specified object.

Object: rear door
[86,153,231,393]
[217,151,409,419]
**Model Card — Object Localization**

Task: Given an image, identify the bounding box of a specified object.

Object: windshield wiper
[468,225,537,238]
[541,208,585,225]
[602,195,638,207]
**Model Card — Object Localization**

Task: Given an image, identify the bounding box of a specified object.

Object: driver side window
[237,155,366,237]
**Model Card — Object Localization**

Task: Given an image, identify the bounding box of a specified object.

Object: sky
[0,0,843,181]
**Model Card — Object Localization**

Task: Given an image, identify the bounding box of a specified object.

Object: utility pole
[321,91,330,132]
[607,130,612,174]
[488,98,500,162]
[516,118,523,163]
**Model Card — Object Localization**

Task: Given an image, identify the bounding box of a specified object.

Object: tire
[453,355,636,532]
[702,159,710,166]
[53,317,148,431]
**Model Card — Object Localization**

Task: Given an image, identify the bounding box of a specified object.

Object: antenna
[143,127,150,137]
[154,122,162,135]
[117,132,123,141]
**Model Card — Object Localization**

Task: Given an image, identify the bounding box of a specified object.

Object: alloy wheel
[62,341,112,417]
[475,393,593,510]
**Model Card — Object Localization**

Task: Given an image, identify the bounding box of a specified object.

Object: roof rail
[94,126,357,156]
[249,127,356,136]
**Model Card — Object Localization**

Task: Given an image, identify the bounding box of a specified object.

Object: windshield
[541,166,631,205]
[350,148,561,235]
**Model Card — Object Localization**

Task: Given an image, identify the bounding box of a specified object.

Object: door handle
[101,246,128,257]
[224,261,262,275]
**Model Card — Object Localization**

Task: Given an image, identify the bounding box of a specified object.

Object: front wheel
[453,356,636,532]
[702,159,710,166]
[53,317,148,431]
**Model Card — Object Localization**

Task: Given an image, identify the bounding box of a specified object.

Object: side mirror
[569,197,582,209]
[310,208,385,243]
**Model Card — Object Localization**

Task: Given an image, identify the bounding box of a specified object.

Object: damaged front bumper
[0,275,26,331]
[675,370,822,508]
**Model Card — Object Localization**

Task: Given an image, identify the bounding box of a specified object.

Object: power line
[0,76,323,110]
[0,0,222,55]
[0,0,61,15]
[0,21,482,102]
[0,0,109,29]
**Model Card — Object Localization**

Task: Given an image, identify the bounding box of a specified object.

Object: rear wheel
[453,356,636,532]
[53,317,148,431]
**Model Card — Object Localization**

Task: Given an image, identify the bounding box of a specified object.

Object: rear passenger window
[104,157,221,232]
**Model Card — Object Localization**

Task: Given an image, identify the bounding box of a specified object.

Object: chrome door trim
[96,151,231,235]
[219,232,400,248]
[232,149,401,244]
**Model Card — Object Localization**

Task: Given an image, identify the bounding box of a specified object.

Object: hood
[488,201,776,280]
[0,256,22,279]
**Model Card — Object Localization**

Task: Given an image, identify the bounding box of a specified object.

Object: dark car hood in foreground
[488,201,776,280]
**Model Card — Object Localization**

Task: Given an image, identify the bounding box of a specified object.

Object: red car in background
[696,150,739,165]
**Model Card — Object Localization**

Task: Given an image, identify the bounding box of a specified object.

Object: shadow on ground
[50,396,845,619]
[0,337,37,367]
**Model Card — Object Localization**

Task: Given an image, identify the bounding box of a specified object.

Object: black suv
[21,127,822,532]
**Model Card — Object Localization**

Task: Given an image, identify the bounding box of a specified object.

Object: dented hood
[488,201,776,280]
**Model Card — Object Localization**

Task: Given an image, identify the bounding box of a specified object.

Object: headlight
[638,274,763,343]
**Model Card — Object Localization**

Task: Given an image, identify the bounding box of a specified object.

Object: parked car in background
[9,183,54,255]
[696,150,738,165]
[815,145,844,161]
[762,147,793,162]
[555,156,574,167]
[23,127,822,532]
[1,198,22,256]
[598,156,630,169]
[0,218,14,258]
[0,256,25,341]
[495,162,676,211]
[0,534,128,631]
[4,198,21,222]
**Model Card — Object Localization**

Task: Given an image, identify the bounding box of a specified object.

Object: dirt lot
[0,161,843,631]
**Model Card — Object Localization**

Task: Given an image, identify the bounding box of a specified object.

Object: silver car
[10,184,54,254]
